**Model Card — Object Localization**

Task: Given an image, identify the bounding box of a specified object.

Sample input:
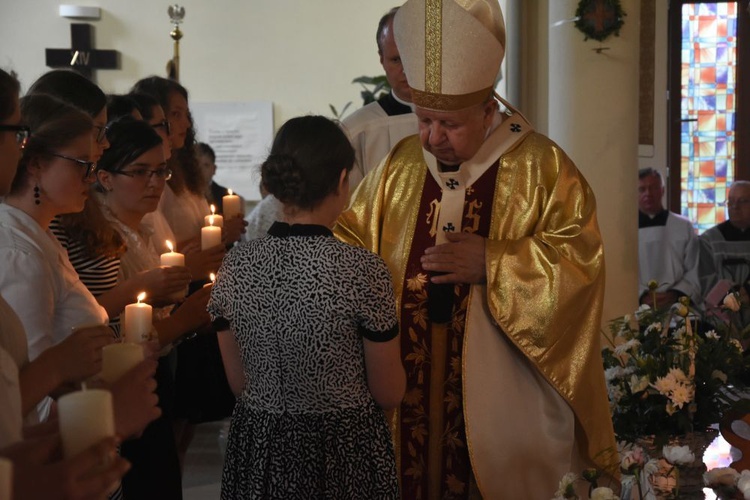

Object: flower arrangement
[602,292,750,445]
[553,441,703,499]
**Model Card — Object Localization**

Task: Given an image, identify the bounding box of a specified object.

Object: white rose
[629,375,649,394]
[554,472,577,498]
[703,467,738,486]
[644,458,660,476]
[591,487,616,500]
[724,292,741,312]
[663,445,695,465]
[705,330,720,340]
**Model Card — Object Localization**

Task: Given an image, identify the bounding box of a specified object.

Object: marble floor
[182,420,228,500]
[179,419,746,499]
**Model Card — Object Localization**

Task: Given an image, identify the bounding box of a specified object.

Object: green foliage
[329,74,392,121]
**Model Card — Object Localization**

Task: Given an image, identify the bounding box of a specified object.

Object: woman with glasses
[0,92,160,433]
[28,70,191,330]
[128,92,172,163]
[0,71,156,500]
[133,76,241,461]
[94,117,213,500]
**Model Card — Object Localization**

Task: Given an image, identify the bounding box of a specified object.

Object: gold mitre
[394,0,505,111]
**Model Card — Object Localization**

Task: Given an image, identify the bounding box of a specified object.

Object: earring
[33,185,40,205]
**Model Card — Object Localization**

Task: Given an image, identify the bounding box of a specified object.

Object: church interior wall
[0,0,398,127]
[0,0,666,327]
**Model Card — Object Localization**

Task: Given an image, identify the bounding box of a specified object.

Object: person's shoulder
[667,211,694,227]
[0,210,42,254]
[341,101,389,135]
[332,238,388,266]
[699,224,724,241]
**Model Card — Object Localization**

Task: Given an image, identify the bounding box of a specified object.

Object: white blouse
[157,184,210,246]
[0,204,108,361]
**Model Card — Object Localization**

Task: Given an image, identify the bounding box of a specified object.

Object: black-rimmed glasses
[49,153,97,179]
[0,124,31,148]
[94,124,109,143]
[113,168,172,182]
[152,119,171,136]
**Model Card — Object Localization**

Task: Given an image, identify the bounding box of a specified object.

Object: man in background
[341,6,418,189]
[196,142,231,213]
[638,167,701,309]
[700,180,750,321]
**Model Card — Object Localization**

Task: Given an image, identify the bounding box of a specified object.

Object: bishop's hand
[421,231,487,285]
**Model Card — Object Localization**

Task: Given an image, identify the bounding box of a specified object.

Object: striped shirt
[49,217,122,338]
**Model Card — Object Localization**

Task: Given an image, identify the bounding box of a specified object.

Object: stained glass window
[680,2,738,233]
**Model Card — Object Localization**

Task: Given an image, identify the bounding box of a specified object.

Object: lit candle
[203,272,216,288]
[160,240,185,267]
[160,240,187,302]
[0,458,10,500]
[123,292,152,343]
[58,388,115,459]
[201,216,222,250]
[100,343,144,383]
[203,204,224,228]
[222,189,242,219]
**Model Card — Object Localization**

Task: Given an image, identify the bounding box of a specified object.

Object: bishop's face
[415,99,496,166]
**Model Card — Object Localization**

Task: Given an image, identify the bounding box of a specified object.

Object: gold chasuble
[335,107,618,499]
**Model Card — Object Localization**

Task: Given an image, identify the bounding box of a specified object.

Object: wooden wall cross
[45,24,118,80]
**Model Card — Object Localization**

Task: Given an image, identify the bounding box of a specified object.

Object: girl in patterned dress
[209,115,405,499]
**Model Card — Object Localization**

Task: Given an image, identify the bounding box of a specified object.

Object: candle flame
[166,240,174,252]
[137,292,146,303]
[210,272,216,283]
[227,189,233,196]
[209,215,215,226]
[210,204,216,215]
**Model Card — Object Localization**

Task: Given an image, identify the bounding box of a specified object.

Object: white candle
[58,388,115,459]
[222,189,242,219]
[201,216,222,250]
[0,458,11,500]
[123,292,152,343]
[160,240,188,303]
[100,343,144,383]
[160,240,185,267]
[203,204,224,228]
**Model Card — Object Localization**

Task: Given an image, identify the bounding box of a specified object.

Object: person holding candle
[133,76,241,465]
[0,92,111,393]
[0,73,107,444]
[1,432,130,500]
[209,115,404,498]
[131,76,246,253]
[0,85,161,496]
[26,71,186,339]
[94,117,214,499]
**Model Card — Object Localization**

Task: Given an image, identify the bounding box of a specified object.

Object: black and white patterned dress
[208,222,400,500]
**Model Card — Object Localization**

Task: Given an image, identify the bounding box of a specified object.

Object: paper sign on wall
[191,101,273,201]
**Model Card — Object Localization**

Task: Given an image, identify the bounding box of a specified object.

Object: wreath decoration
[574,0,626,42]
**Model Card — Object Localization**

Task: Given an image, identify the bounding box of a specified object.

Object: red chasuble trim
[398,161,499,499]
